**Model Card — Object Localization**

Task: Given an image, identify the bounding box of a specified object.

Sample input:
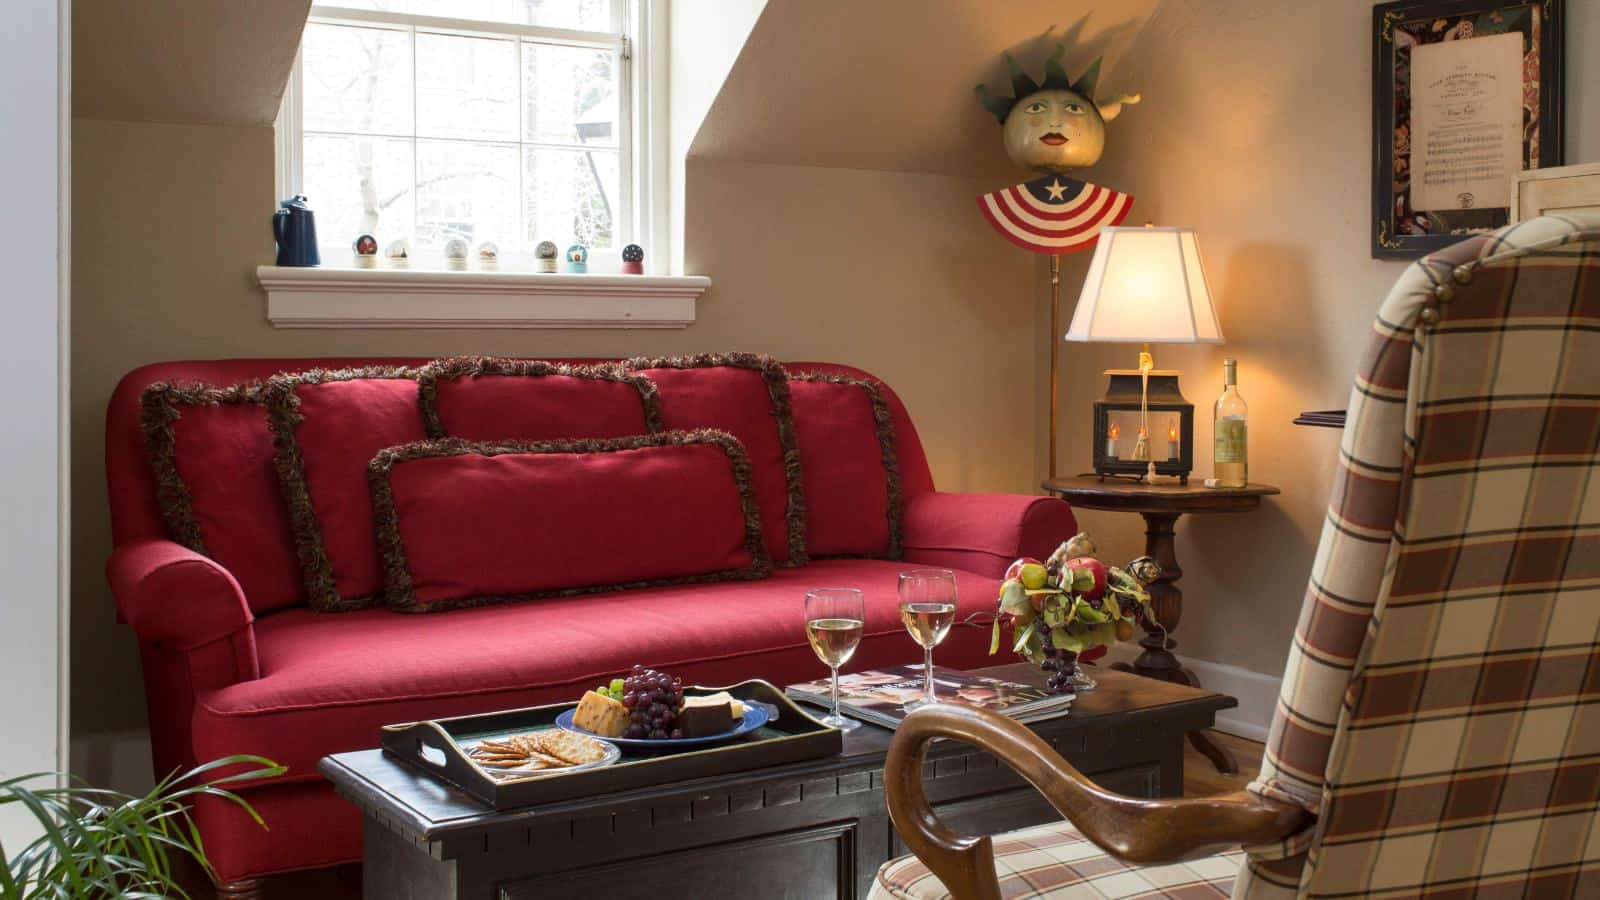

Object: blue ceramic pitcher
[272,195,322,267]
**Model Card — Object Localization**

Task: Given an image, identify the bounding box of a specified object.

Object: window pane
[315,1,614,31]
[301,23,412,135]
[523,43,617,146]
[302,134,415,248]
[416,140,519,247]
[524,147,617,250]
[415,32,518,141]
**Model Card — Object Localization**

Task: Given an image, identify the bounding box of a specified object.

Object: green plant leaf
[1073,599,1109,624]
[1,756,281,898]
[1012,620,1036,655]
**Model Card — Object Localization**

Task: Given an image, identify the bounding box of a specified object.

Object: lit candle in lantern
[1167,422,1179,460]
[1107,422,1120,459]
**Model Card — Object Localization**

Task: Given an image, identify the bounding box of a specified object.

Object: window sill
[256,266,710,329]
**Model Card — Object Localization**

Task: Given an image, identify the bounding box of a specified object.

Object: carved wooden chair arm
[884,703,1312,900]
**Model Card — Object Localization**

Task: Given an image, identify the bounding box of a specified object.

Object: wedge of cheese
[572,690,629,737]
[694,691,746,718]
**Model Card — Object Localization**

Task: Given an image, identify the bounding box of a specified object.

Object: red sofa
[104,357,1076,884]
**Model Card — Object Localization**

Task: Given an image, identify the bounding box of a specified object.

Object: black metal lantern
[1092,370,1194,483]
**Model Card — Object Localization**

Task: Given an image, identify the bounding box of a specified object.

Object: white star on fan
[1044,178,1069,201]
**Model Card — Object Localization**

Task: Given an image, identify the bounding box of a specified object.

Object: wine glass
[804,588,865,732]
[897,569,958,709]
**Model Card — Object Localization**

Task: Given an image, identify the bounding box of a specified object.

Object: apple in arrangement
[1064,557,1107,600]
[1003,557,1049,589]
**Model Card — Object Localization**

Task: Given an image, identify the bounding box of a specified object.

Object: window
[279,1,656,270]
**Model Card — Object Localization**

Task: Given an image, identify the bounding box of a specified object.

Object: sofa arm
[901,492,1078,579]
[108,539,257,661]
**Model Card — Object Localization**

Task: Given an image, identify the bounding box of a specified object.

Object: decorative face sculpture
[1003,88,1106,173]
[977,45,1140,174]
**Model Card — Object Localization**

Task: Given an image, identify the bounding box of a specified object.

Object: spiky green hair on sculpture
[975,44,1138,124]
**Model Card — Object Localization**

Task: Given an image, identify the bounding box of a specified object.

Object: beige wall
[1045,0,1600,679]
[70,124,1035,735]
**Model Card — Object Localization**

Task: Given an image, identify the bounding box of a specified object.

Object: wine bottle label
[1215,419,1248,463]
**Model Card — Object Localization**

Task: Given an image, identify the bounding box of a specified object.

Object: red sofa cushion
[265,367,426,611]
[628,353,806,566]
[370,431,770,612]
[139,383,306,613]
[789,374,903,559]
[190,559,1003,781]
[417,357,663,441]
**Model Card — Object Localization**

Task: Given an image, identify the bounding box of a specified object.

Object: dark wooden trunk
[321,666,1232,899]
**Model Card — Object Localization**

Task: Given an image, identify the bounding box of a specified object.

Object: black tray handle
[382,719,494,798]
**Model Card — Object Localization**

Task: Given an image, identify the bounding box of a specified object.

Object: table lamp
[1065,226,1222,484]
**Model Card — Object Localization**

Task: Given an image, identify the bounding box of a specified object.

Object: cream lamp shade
[1064,226,1223,344]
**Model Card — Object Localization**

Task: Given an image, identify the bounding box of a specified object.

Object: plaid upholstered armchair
[871,213,1600,900]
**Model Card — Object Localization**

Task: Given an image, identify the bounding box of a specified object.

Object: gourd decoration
[973,43,1140,254]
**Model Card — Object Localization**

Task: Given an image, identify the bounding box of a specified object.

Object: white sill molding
[257,266,710,329]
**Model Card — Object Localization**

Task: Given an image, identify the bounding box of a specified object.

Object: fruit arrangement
[990,533,1160,694]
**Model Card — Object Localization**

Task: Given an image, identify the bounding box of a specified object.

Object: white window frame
[276,0,670,275]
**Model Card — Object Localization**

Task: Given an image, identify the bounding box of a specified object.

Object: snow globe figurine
[476,241,499,272]
[353,233,379,269]
[621,243,644,275]
[443,236,470,271]
[536,240,559,273]
[385,238,410,269]
[563,243,588,274]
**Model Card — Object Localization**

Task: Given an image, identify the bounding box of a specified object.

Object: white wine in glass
[804,588,865,731]
[898,569,958,709]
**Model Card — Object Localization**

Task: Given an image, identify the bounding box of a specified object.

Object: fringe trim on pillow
[263,365,422,613]
[625,352,809,566]
[139,381,267,556]
[415,357,664,439]
[786,372,905,560]
[368,429,773,613]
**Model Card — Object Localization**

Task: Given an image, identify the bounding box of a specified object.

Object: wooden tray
[380,679,843,809]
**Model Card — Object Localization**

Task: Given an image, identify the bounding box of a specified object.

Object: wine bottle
[1213,359,1248,488]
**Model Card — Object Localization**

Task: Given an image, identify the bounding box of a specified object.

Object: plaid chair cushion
[871,820,1244,899]
[1239,213,1600,898]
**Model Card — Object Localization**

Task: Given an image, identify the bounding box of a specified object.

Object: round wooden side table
[1041,475,1281,774]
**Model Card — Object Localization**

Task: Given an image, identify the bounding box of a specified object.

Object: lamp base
[1091,371,1194,483]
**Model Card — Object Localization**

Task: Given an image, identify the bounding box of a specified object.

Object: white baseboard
[1098,645,1279,742]
[69,728,154,795]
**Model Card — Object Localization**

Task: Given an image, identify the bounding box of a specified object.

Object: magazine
[786,666,1072,730]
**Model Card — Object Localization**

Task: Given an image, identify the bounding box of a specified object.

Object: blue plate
[555,701,771,749]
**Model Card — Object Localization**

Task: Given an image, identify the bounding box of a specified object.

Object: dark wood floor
[1182,730,1264,796]
[195,732,1266,898]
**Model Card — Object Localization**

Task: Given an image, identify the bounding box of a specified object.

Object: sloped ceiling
[691,0,1159,179]
[74,0,311,125]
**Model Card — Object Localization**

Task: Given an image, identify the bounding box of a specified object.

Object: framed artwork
[1372,0,1564,258]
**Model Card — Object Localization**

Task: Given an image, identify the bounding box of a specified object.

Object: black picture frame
[1371,0,1564,259]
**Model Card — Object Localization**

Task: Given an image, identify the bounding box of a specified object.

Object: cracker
[533,730,607,765]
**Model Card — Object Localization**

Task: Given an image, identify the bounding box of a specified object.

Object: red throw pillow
[140,382,306,613]
[369,431,770,612]
[628,353,806,566]
[417,357,662,441]
[265,367,426,611]
[788,374,903,559]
